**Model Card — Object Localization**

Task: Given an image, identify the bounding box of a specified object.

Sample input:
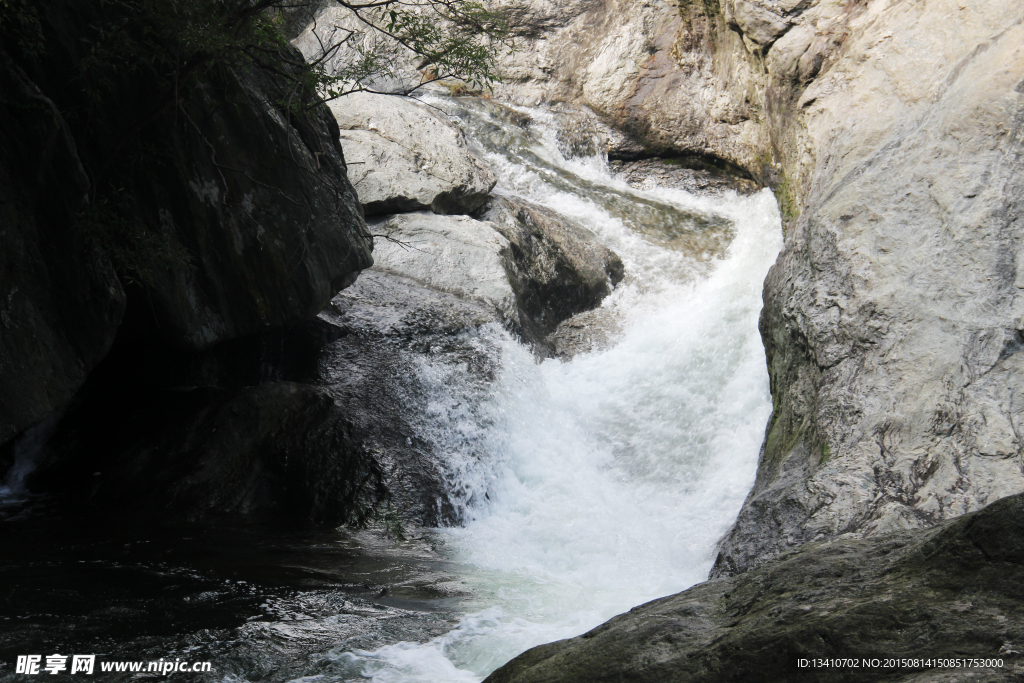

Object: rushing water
[329,98,784,682]
[0,97,780,683]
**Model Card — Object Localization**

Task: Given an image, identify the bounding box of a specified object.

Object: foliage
[0,0,43,58]
[297,0,512,101]
[63,0,511,114]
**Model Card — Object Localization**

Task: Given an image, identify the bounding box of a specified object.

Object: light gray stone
[371,211,517,318]
[370,202,624,350]
[328,93,497,215]
[713,0,1024,576]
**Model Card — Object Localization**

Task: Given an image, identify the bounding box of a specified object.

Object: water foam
[333,100,783,682]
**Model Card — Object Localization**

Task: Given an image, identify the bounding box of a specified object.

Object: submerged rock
[329,93,497,215]
[486,492,1024,683]
[610,158,759,196]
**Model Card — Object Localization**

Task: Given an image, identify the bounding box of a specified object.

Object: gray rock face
[486,492,1024,683]
[0,48,125,445]
[722,0,793,53]
[712,0,1024,575]
[492,0,772,171]
[328,93,497,215]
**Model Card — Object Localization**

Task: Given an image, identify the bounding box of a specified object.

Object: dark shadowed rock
[35,381,387,525]
[114,57,373,350]
[11,0,372,356]
[486,493,1024,683]
[0,47,125,445]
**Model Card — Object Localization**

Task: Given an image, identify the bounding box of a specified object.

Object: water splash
[335,99,783,682]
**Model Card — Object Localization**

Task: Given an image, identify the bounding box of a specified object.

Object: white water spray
[332,100,783,682]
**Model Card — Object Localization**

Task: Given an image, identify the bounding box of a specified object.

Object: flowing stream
[0,97,781,683]
[328,98,784,682]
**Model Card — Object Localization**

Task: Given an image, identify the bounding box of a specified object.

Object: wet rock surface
[371,204,624,351]
[486,492,1024,683]
[371,212,518,321]
[319,268,505,525]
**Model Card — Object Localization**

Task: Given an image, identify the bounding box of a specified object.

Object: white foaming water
[335,100,782,682]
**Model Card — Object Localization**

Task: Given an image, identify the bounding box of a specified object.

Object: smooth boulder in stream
[372,201,624,349]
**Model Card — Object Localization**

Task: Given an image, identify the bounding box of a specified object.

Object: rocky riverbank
[2,1,636,531]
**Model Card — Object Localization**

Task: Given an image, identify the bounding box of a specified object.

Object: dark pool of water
[0,498,466,681]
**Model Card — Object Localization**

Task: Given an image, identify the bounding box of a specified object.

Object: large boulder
[486,492,1024,683]
[318,269,506,527]
[713,0,1024,575]
[327,92,497,215]
[371,202,624,349]
[372,212,518,319]
[0,47,125,445]
[478,195,624,342]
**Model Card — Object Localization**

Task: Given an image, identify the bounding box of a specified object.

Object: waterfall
[328,99,784,682]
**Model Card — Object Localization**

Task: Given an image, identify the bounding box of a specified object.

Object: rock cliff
[715,0,1024,575]
[0,47,125,445]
